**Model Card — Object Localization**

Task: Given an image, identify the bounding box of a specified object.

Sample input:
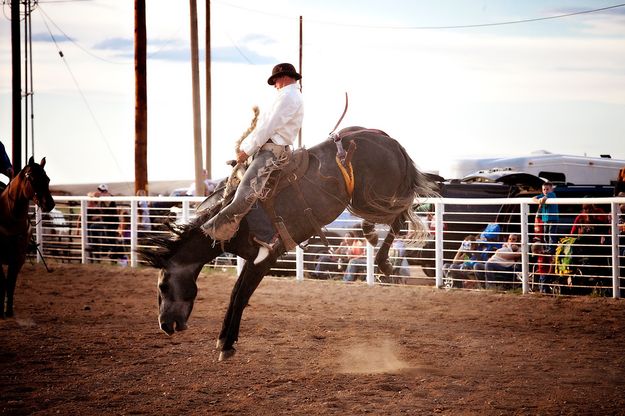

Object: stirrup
[252,235,280,265]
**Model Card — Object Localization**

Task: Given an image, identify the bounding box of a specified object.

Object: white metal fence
[32,195,625,298]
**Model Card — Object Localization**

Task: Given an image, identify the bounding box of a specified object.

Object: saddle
[261,147,330,251]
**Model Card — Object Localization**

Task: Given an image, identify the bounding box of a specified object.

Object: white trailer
[442,151,625,185]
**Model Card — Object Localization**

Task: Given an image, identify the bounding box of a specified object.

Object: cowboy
[202,63,304,265]
[0,141,13,179]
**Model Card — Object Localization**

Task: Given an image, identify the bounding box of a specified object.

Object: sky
[1,0,624,190]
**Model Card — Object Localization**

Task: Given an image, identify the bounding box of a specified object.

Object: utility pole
[134,0,148,194]
[11,0,21,172]
[189,0,203,196]
[205,0,212,179]
[298,15,303,148]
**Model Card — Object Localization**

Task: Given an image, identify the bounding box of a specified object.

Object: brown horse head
[23,156,55,213]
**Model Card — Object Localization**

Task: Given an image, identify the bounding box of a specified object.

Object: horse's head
[139,216,245,336]
[23,156,55,212]
[157,264,202,335]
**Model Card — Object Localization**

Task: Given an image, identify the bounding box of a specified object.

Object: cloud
[212,46,274,64]
[93,37,133,51]
[88,35,274,64]
[240,33,276,45]
[32,32,71,43]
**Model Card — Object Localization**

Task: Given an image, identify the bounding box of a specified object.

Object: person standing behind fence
[532,182,559,253]
[342,235,366,282]
[96,184,119,258]
[136,189,151,231]
[311,232,355,279]
[531,237,554,293]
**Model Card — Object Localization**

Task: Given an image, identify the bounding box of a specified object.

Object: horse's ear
[40,157,46,168]
[28,156,35,165]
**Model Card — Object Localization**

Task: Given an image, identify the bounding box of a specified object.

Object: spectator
[443,235,479,288]
[569,202,610,278]
[311,232,356,279]
[389,237,410,277]
[570,203,609,241]
[86,191,106,258]
[618,192,625,257]
[342,234,366,282]
[475,233,522,289]
[136,189,151,231]
[95,184,119,258]
[532,182,559,253]
[531,237,554,293]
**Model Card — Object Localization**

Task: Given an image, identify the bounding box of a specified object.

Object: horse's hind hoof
[218,348,236,361]
[378,260,394,277]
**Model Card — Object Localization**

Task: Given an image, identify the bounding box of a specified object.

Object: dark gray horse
[140,127,435,360]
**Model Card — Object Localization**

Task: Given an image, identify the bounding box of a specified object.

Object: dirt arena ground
[1,263,625,415]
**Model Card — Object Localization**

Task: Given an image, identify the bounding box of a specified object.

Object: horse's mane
[138,209,214,269]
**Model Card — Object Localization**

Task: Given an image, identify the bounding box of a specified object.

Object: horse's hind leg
[375,217,403,277]
[362,221,378,246]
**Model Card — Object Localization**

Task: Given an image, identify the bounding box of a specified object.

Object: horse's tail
[397,142,439,246]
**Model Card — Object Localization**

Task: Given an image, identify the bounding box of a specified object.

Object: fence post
[81,199,88,264]
[130,199,138,268]
[35,206,43,263]
[366,241,375,286]
[611,202,621,299]
[295,246,304,281]
[181,199,190,223]
[520,201,530,294]
[434,201,444,288]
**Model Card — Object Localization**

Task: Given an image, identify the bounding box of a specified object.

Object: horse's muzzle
[159,318,188,336]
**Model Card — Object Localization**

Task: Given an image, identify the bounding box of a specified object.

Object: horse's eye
[158,282,169,293]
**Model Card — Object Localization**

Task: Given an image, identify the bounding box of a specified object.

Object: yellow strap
[335,155,355,197]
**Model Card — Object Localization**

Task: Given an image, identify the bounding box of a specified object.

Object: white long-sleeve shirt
[239,83,304,156]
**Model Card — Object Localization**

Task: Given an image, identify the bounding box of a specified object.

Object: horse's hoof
[378,261,394,277]
[215,338,225,349]
[218,348,236,361]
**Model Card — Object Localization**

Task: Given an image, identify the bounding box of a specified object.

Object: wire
[37,4,129,64]
[214,1,625,30]
[223,30,254,64]
[39,8,131,193]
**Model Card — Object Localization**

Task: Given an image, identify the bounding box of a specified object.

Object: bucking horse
[140,126,436,360]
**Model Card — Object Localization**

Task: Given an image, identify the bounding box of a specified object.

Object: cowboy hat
[267,63,301,85]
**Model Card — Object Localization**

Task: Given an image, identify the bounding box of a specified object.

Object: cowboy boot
[253,234,281,265]
[201,211,244,241]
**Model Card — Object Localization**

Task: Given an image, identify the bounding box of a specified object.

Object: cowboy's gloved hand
[236,151,249,164]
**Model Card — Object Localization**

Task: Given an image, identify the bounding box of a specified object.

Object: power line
[39,8,129,191]
[214,1,625,30]
[37,4,129,64]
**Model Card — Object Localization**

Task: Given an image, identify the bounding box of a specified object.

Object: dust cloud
[336,339,410,374]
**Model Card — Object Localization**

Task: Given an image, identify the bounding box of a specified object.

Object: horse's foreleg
[5,264,20,318]
[217,262,268,361]
[0,266,6,318]
[375,217,403,277]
